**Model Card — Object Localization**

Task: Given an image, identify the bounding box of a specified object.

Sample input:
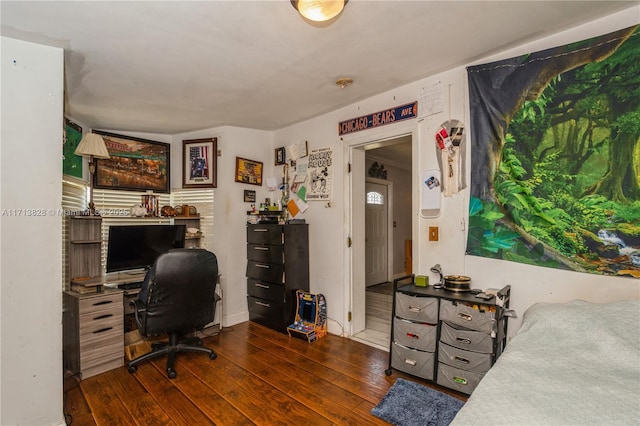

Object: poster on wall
[466,25,640,278]
[306,147,333,201]
[63,119,83,178]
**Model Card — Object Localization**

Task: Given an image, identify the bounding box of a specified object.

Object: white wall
[1,37,65,425]
[171,126,274,327]
[274,7,640,338]
[119,7,639,340]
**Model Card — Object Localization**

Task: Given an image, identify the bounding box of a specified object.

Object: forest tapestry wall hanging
[466,25,640,278]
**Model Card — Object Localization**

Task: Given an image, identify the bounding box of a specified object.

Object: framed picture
[275,147,286,165]
[63,118,83,178]
[235,157,263,186]
[183,138,217,188]
[94,131,170,193]
[244,190,256,203]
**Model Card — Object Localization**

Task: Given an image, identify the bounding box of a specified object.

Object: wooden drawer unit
[386,279,511,395]
[246,223,308,333]
[64,290,124,379]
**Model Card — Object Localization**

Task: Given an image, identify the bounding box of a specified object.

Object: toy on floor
[287,290,327,342]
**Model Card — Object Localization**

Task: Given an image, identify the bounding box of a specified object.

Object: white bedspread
[451,299,640,425]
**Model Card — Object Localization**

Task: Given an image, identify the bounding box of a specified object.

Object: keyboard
[120,282,142,290]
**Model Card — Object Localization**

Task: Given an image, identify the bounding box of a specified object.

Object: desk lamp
[430,263,444,289]
[75,133,110,215]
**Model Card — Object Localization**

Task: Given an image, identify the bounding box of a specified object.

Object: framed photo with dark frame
[183,138,217,188]
[244,190,256,203]
[275,147,286,165]
[235,157,263,186]
[93,131,170,193]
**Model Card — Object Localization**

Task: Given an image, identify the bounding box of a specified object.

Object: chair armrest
[131,299,147,330]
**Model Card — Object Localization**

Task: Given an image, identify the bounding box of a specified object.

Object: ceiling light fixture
[336,77,353,89]
[291,0,348,22]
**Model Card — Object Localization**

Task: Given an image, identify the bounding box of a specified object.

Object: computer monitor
[106,224,186,273]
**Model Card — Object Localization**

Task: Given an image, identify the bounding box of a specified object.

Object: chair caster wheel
[209,352,217,360]
[128,365,137,374]
[167,369,177,379]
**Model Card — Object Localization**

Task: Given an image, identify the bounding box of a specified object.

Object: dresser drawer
[247,279,285,303]
[395,293,438,323]
[246,260,284,283]
[79,292,122,314]
[437,362,484,394]
[438,342,492,373]
[439,299,495,332]
[79,310,123,339]
[391,342,434,380]
[247,296,286,332]
[247,225,283,245]
[393,319,437,352]
[440,321,494,354]
[247,243,283,263]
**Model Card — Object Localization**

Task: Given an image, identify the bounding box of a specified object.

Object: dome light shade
[291,0,348,22]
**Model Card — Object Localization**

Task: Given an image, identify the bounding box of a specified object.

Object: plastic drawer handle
[458,313,472,321]
[255,264,270,269]
[253,229,269,232]
[256,301,271,308]
[456,337,472,345]
[453,376,468,385]
[254,247,269,251]
[255,283,270,289]
[92,300,113,306]
[406,333,419,339]
[454,356,470,364]
[404,358,417,366]
[93,327,113,334]
[93,314,113,320]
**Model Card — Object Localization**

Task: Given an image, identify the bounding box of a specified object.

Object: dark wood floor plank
[64,382,97,426]
[80,373,136,425]
[107,367,176,426]
[135,358,214,425]
[66,321,467,425]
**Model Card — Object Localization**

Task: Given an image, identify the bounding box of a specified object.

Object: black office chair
[127,248,219,379]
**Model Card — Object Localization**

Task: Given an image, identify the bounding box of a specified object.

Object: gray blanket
[451,299,640,425]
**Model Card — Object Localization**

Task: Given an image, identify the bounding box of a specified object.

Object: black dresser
[246,223,309,333]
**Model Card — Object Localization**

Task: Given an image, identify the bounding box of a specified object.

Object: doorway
[351,135,413,349]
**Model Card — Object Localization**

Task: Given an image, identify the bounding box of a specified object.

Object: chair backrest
[142,248,218,335]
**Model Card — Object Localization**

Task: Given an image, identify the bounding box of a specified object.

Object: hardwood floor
[64,321,465,425]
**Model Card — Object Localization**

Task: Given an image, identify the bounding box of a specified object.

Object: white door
[365,179,388,286]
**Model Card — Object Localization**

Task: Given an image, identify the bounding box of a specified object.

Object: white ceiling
[2,1,637,135]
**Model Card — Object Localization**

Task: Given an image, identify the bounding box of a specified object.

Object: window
[367,191,384,205]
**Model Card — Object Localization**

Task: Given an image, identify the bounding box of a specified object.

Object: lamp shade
[74,133,110,159]
[291,0,348,22]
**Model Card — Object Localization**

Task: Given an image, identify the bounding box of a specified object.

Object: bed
[451,299,640,425]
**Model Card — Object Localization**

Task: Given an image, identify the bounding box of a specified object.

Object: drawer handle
[404,358,417,366]
[454,356,470,364]
[254,247,269,251]
[255,301,271,308]
[253,229,269,232]
[93,327,113,334]
[255,283,270,289]
[93,314,113,320]
[255,264,270,269]
[453,376,468,385]
[92,300,113,306]
[406,333,419,339]
[408,306,424,312]
[456,337,472,345]
[458,313,472,321]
